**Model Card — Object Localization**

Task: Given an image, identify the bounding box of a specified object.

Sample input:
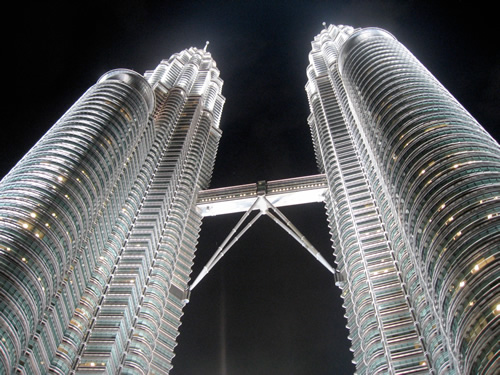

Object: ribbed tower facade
[0,47,224,374]
[306,25,499,374]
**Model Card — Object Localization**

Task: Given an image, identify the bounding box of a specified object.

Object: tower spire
[204,40,209,52]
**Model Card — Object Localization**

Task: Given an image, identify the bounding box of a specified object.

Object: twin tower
[0,25,498,374]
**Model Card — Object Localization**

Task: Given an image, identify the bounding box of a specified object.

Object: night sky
[3,1,499,374]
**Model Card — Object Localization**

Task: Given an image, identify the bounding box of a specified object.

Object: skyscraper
[306,25,499,374]
[0,23,498,375]
[0,47,224,374]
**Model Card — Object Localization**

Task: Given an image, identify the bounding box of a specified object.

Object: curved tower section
[0,48,224,375]
[0,70,155,374]
[306,25,430,374]
[306,24,499,374]
[339,28,499,374]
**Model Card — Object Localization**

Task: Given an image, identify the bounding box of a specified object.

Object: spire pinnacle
[204,41,209,52]
[322,22,327,30]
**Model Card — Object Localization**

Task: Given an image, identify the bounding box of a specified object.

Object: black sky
[3,1,499,374]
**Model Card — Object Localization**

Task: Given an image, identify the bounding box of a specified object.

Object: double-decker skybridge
[187,174,339,296]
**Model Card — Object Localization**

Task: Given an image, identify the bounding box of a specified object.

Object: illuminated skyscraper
[1,23,498,375]
[306,25,499,374]
[0,47,224,374]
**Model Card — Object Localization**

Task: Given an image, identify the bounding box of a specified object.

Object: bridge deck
[197,174,327,217]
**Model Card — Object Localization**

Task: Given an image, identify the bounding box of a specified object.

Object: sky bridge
[197,173,328,217]
[188,173,338,294]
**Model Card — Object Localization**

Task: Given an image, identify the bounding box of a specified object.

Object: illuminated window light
[30,212,37,218]
[459,280,466,288]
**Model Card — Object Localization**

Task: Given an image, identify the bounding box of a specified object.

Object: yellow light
[459,280,466,288]
[30,212,37,218]
[496,304,500,312]
[22,223,29,229]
